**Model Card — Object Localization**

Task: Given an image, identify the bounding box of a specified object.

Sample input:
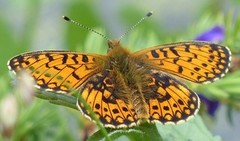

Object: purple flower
[198,94,219,116]
[195,25,225,116]
[195,25,225,42]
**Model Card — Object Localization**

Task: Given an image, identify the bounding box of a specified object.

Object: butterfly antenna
[119,11,153,41]
[62,16,109,41]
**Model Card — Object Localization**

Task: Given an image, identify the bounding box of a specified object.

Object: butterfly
[7,14,231,128]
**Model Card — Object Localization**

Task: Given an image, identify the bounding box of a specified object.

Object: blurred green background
[1,0,240,141]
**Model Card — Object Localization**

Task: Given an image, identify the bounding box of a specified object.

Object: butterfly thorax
[105,40,152,119]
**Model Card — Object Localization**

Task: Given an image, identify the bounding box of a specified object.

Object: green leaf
[88,122,163,141]
[88,115,220,141]
[157,115,221,141]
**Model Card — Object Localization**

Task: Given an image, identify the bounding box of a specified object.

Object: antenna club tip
[62,16,70,21]
[146,11,153,17]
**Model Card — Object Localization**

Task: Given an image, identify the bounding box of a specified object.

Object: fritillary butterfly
[7,12,231,128]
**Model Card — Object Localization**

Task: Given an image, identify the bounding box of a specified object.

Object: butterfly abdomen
[129,88,149,119]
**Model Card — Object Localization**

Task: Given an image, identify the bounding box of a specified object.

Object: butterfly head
[107,39,121,52]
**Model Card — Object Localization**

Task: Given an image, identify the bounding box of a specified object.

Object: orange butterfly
[7,12,231,128]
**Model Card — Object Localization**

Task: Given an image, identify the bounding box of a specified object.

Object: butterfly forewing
[133,41,231,83]
[8,51,105,93]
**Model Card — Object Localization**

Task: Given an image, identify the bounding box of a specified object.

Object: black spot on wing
[72,54,79,64]
[151,50,159,58]
[82,55,89,62]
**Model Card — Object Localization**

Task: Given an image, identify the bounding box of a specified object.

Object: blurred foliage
[1,1,240,141]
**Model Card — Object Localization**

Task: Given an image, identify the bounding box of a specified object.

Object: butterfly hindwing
[8,51,104,93]
[77,69,200,127]
[133,41,231,83]
[147,71,200,124]
[77,71,139,128]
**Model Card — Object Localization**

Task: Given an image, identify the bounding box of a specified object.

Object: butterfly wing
[8,51,105,93]
[77,71,139,128]
[77,69,199,127]
[133,41,231,83]
[147,71,200,124]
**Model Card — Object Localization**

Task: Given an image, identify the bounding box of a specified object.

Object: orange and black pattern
[8,51,104,93]
[77,72,139,128]
[8,40,231,128]
[77,70,199,127]
[134,41,231,83]
[147,72,199,124]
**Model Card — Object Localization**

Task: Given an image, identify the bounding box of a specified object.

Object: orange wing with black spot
[77,70,199,127]
[147,72,199,124]
[8,51,105,93]
[133,41,231,83]
[77,72,139,128]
